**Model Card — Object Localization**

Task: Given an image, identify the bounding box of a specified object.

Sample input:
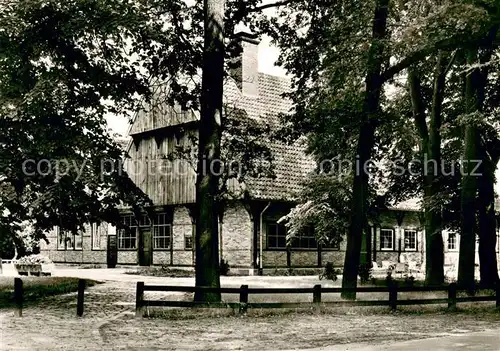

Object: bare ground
[1,270,499,350]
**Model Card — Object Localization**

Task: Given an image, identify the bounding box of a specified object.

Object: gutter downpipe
[259,202,272,275]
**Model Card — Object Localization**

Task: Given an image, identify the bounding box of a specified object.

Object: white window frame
[74,233,83,250]
[404,230,417,251]
[380,229,395,251]
[91,223,100,250]
[57,227,66,250]
[447,233,458,251]
[118,228,137,249]
[153,224,172,250]
[57,228,82,251]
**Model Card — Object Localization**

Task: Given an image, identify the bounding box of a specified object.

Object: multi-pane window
[57,228,82,250]
[267,223,287,249]
[380,229,394,251]
[153,225,171,249]
[290,226,317,249]
[448,233,457,251]
[404,230,417,251]
[118,213,172,250]
[118,215,138,249]
[118,229,137,249]
[266,223,329,250]
[153,213,171,249]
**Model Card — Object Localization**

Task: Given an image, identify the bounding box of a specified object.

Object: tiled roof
[223,73,316,201]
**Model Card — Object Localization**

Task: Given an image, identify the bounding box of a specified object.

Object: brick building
[40,33,500,276]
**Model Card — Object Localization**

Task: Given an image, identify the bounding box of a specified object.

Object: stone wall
[40,224,108,264]
[117,250,137,264]
[373,209,425,268]
[221,202,253,268]
[153,251,170,265]
[261,249,346,268]
[171,206,194,266]
[321,251,345,267]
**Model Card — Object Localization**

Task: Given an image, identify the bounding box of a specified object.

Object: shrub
[319,262,340,282]
[220,259,230,276]
[16,254,52,265]
[358,263,373,284]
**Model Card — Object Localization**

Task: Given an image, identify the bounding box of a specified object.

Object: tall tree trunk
[341,0,389,300]
[474,27,498,287]
[458,50,480,288]
[426,53,447,285]
[458,22,498,287]
[194,0,225,302]
[477,150,500,286]
[408,53,448,285]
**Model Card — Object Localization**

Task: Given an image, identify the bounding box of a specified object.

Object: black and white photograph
[1,0,500,349]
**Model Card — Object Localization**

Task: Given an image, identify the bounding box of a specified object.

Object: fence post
[448,283,457,309]
[496,281,500,310]
[389,283,398,311]
[239,285,248,314]
[313,284,322,304]
[77,279,86,317]
[14,277,23,317]
[135,282,145,318]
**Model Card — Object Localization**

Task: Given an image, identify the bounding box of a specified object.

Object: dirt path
[1,270,499,350]
[100,310,500,350]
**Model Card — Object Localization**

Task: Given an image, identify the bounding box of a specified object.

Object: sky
[105,36,286,137]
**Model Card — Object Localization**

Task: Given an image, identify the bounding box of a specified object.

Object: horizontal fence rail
[4,278,87,317]
[135,282,500,317]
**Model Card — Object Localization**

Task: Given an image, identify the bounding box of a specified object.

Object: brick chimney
[230,32,260,96]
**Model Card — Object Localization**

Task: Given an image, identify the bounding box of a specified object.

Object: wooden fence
[135,282,500,317]
[9,277,86,317]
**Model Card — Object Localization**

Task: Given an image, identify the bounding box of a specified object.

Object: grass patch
[0,277,99,308]
[143,302,500,321]
[125,266,194,278]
